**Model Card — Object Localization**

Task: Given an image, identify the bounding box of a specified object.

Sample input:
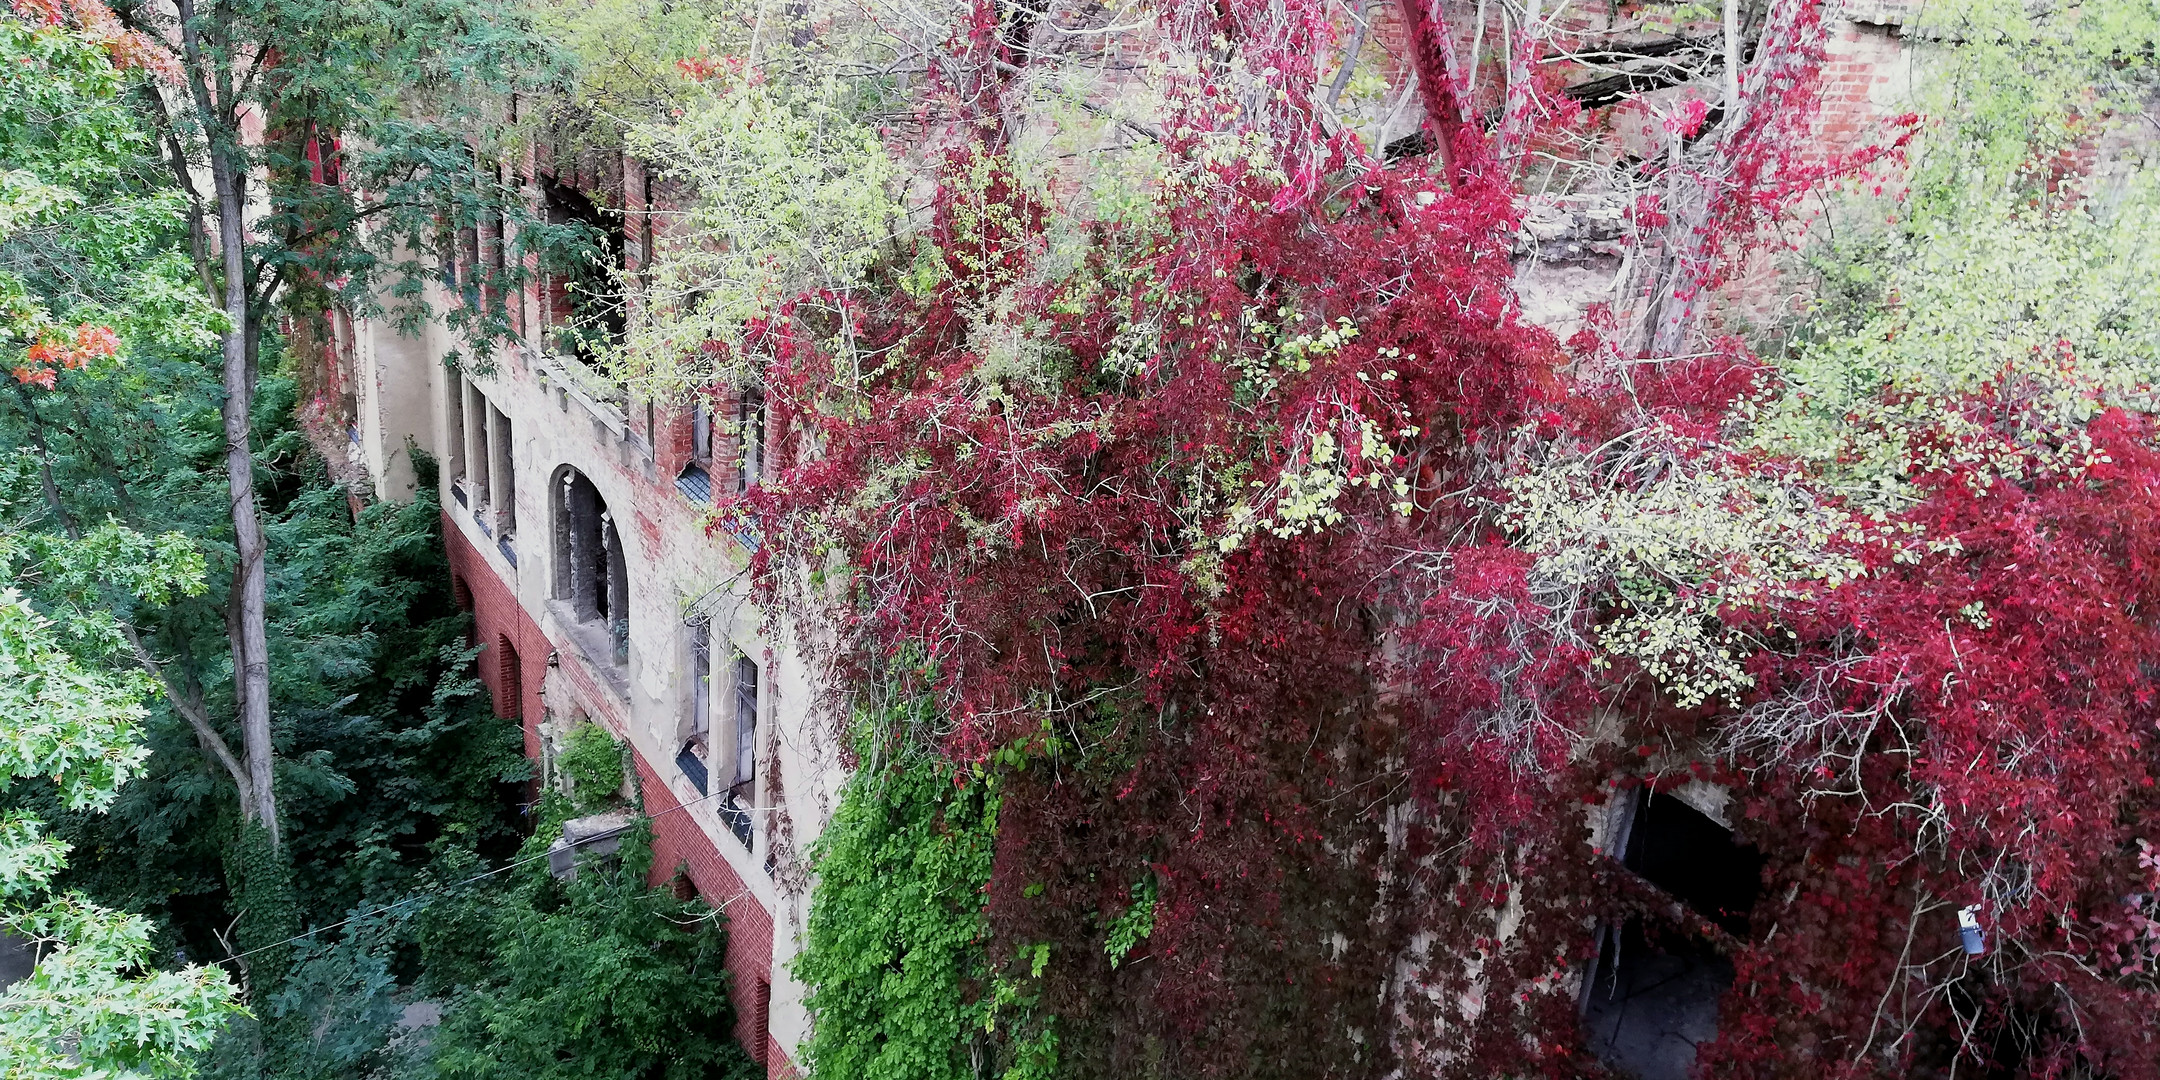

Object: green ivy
[556,722,627,814]
[422,823,760,1080]
[795,702,1053,1080]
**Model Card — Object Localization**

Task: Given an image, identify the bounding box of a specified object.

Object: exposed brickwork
[443,516,549,757]
[1814,21,1909,156]
[635,755,796,1078]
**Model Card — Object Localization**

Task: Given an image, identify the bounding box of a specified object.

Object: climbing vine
[608,0,2160,1074]
[794,695,1054,1080]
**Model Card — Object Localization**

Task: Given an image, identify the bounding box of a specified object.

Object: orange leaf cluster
[12,323,119,388]
[7,0,180,80]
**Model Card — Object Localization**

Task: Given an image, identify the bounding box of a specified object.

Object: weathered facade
[349,158,836,1076]
[328,3,1929,1072]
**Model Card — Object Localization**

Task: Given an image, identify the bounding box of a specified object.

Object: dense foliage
[420,823,761,1080]
[556,723,629,815]
[0,576,240,1075]
[794,703,1030,1080]
[585,0,2160,1074]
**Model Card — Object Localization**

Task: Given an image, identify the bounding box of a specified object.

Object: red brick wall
[636,756,797,1079]
[446,517,793,1074]
[1814,21,1908,158]
[443,516,549,757]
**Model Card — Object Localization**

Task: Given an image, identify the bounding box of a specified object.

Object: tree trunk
[177,0,280,847]
[212,150,278,849]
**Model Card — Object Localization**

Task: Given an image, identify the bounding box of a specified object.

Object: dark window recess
[603,512,628,665]
[496,635,522,721]
[1626,792,1764,938]
[680,394,716,503]
[690,396,713,467]
[676,745,709,796]
[1582,789,1765,1080]
[719,799,753,849]
[681,618,711,795]
[736,386,765,494]
[1383,129,1437,163]
[722,655,759,850]
[540,176,627,360]
[731,656,757,789]
[753,977,772,1063]
[722,517,762,553]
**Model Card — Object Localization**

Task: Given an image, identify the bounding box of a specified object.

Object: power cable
[224,784,756,964]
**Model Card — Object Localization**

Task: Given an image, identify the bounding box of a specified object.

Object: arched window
[551,466,629,667]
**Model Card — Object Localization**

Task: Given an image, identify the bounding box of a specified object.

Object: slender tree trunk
[177,0,280,847]
[212,151,278,849]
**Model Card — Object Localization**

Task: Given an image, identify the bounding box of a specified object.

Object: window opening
[496,635,523,721]
[458,190,481,309]
[731,654,757,790]
[679,618,712,796]
[446,372,468,505]
[464,379,490,520]
[552,467,629,672]
[753,976,772,1064]
[720,654,758,849]
[487,198,508,310]
[690,396,713,469]
[488,403,515,539]
[602,512,627,664]
[539,176,627,362]
[736,384,765,494]
[1581,788,1765,1080]
[677,393,717,505]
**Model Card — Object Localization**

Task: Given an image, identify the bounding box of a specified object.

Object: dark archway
[551,466,629,667]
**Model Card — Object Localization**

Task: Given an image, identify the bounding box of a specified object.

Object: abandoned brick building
[313,2,1926,1073]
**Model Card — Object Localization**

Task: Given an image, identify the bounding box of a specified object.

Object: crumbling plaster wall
[1511,3,1920,344]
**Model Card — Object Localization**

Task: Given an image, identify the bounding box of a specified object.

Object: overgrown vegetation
[556,723,629,814]
[7,0,2160,1075]
[421,825,761,1080]
[794,698,1036,1080]
[603,0,2160,1074]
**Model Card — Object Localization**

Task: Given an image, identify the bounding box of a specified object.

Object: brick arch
[495,634,523,720]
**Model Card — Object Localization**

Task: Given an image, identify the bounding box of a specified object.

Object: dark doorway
[1625,790,1764,937]
[1582,788,1764,1079]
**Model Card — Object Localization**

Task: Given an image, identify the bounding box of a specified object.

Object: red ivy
[721,0,2160,1074]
